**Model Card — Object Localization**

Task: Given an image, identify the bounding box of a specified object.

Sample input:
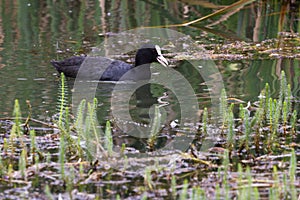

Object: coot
[51,44,168,81]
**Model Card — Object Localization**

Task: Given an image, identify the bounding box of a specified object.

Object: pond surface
[0,1,299,199]
[0,0,299,122]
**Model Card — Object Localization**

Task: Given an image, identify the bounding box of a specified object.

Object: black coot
[51,44,168,81]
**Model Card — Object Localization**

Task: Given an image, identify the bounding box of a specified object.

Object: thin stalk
[202,107,208,135]
[147,105,162,150]
[289,149,297,200]
[179,179,188,200]
[105,121,113,156]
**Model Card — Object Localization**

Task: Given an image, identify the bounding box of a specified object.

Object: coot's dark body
[51,45,168,81]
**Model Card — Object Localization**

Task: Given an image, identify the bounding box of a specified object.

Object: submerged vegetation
[0,70,298,199]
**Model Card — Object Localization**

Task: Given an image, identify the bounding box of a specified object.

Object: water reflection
[0,0,299,120]
[219,58,300,101]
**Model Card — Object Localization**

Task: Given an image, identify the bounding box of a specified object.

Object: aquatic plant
[74,99,86,135]
[179,179,189,200]
[191,187,206,200]
[12,99,22,137]
[226,104,235,152]
[171,175,177,199]
[57,73,68,129]
[221,150,230,200]
[291,110,297,134]
[59,133,65,179]
[8,99,24,155]
[238,104,251,151]
[220,89,228,130]
[44,185,55,200]
[269,166,280,200]
[144,166,154,190]
[0,68,298,199]
[147,105,163,151]
[289,149,297,200]
[0,148,3,176]
[19,148,27,180]
[66,166,75,199]
[202,107,208,135]
[104,121,113,157]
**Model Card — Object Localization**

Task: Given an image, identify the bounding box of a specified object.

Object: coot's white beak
[155,45,168,67]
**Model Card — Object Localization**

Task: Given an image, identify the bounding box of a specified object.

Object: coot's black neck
[134,59,152,67]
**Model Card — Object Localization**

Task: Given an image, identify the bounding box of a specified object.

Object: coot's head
[135,44,168,67]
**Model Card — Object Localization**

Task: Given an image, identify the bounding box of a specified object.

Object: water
[0,1,299,199]
[0,1,299,122]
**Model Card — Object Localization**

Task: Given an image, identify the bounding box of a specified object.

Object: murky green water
[0,1,299,122]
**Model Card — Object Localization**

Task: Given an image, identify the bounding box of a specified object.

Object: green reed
[59,133,65,179]
[282,101,288,126]
[74,99,86,135]
[227,104,235,152]
[85,99,101,160]
[141,193,148,200]
[9,100,23,155]
[270,98,280,149]
[222,150,230,200]
[0,151,2,176]
[245,166,259,199]
[46,152,51,164]
[79,162,84,179]
[269,166,280,200]
[254,87,266,129]
[75,97,114,160]
[7,163,13,182]
[215,182,221,200]
[267,97,273,128]
[144,167,154,190]
[171,175,177,199]
[13,99,22,136]
[291,110,297,134]
[210,69,299,199]
[202,107,208,135]
[147,105,162,151]
[34,154,40,174]
[44,184,55,200]
[238,104,245,121]
[104,121,113,157]
[66,166,75,199]
[55,74,86,164]
[57,73,68,128]
[237,163,245,200]
[3,138,8,154]
[244,107,251,151]
[179,179,189,200]
[18,148,27,180]
[289,149,297,200]
[279,71,287,107]
[283,172,288,198]
[220,89,228,129]
[30,130,39,165]
[191,187,206,200]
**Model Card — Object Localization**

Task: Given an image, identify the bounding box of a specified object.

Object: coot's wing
[100,60,132,81]
[51,56,119,80]
[51,56,148,81]
[77,56,117,80]
[51,56,85,78]
[101,61,152,81]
